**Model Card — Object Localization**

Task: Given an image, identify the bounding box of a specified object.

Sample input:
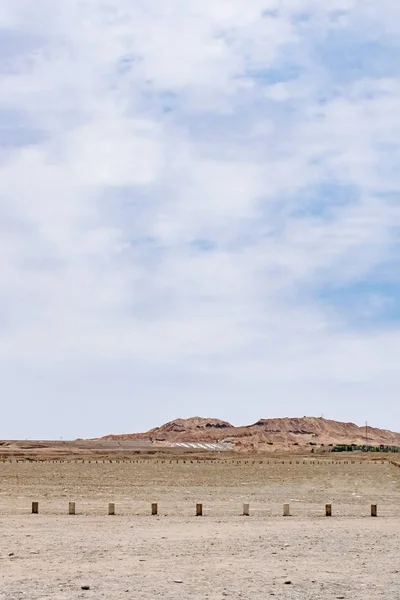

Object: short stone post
[109,503,115,516]
[69,502,76,515]
[243,503,250,516]
[283,503,290,517]
[32,502,39,514]
[326,504,332,517]
[196,503,203,516]
[152,503,158,516]
[371,504,377,517]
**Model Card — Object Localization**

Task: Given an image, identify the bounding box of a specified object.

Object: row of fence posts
[5,459,387,465]
[30,502,379,517]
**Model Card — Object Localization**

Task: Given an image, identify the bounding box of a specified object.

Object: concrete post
[243,503,250,516]
[283,503,290,517]
[196,503,203,516]
[109,503,115,516]
[152,503,158,516]
[69,502,76,515]
[32,502,39,514]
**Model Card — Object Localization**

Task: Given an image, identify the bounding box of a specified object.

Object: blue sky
[1,1,400,439]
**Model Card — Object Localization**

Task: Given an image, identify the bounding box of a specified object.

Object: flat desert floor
[1,458,400,599]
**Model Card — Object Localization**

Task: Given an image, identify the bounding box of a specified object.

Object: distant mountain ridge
[100,416,400,451]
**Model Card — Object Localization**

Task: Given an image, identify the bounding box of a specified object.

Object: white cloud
[1,0,400,437]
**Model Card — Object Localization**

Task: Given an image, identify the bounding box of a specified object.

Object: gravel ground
[0,459,398,517]
[1,516,400,600]
[1,459,400,599]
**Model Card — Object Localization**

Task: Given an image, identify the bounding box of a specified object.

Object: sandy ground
[1,459,400,599]
[2,516,400,600]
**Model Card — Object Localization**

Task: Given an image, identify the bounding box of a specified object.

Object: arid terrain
[3,416,400,459]
[2,457,400,599]
[102,415,400,451]
[2,418,400,599]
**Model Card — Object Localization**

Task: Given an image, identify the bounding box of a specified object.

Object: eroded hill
[101,416,400,452]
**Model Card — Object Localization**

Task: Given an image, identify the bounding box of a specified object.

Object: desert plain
[1,456,400,599]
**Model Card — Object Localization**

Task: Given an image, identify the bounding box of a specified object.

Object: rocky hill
[101,416,400,451]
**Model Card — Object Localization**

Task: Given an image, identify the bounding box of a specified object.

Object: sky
[1,1,400,439]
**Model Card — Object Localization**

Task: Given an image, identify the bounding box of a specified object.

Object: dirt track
[1,459,400,599]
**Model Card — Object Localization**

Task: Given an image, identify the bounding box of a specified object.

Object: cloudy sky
[1,1,400,439]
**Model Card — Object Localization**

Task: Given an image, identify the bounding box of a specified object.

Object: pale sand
[1,516,400,599]
[1,459,400,599]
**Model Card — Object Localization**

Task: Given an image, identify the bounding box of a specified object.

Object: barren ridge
[100,416,400,450]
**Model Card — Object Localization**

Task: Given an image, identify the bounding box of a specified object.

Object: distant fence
[0,458,389,465]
